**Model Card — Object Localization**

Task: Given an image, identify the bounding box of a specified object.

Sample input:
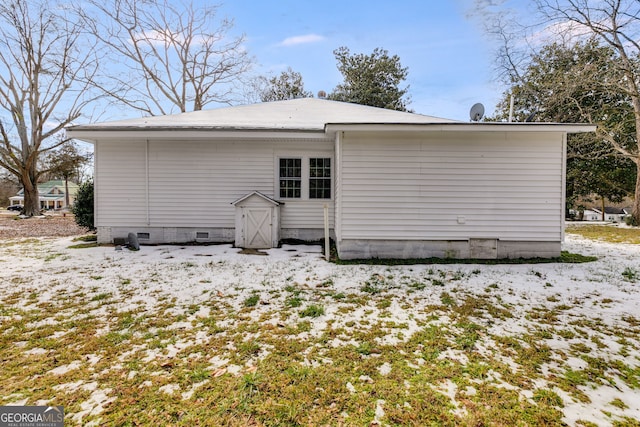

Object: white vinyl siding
[94,140,148,226]
[148,141,273,227]
[337,131,565,242]
[95,138,333,229]
[280,200,334,229]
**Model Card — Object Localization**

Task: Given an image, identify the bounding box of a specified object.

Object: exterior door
[245,208,272,249]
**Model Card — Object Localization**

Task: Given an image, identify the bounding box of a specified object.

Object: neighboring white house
[67,98,594,259]
[580,209,602,221]
[584,207,629,222]
[9,180,79,210]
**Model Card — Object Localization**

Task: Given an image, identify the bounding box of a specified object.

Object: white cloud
[278,33,325,47]
[528,20,593,47]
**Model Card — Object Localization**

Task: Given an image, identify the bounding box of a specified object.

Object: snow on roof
[68,98,457,132]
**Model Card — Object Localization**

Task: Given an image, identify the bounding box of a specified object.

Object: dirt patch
[0,214,91,239]
[237,248,269,255]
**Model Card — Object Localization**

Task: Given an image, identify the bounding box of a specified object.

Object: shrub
[72,180,94,230]
[625,215,638,226]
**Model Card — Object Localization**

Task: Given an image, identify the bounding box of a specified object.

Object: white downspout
[146,139,150,226]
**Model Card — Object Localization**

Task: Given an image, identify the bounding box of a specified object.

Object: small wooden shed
[232,192,282,249]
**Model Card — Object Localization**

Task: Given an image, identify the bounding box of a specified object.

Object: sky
[215,0,526,121]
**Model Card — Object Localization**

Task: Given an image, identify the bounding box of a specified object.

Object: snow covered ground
[1,234,639,425]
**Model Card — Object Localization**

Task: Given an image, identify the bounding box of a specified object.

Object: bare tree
[478,0,640,223]
[0,0,99,216]
[530,1,640,221]
[82,0,253,115]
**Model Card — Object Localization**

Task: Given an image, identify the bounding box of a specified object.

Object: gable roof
[68,98,456,133]
[232,191,283,206]
[15,180,79,196]
[593,207,626,215]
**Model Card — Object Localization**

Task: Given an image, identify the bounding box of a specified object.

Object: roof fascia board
[66,129,329,143]
[231,191,282,206]
[324,123,597,134]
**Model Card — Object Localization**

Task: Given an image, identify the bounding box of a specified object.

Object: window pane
[309,157,331,199]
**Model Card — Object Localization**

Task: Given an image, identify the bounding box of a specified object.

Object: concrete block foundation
[336,239,561,260]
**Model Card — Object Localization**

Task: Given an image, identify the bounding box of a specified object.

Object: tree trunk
[21,165,40,216]
[601,196,606,222]
[633,159,640,225]
[64,176,69,208]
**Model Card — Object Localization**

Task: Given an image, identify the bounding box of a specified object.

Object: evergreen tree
[73,180,94,230]
[260,68,313,102]
[329,47,410,111]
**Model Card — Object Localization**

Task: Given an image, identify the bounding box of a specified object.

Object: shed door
[245,208,272,249]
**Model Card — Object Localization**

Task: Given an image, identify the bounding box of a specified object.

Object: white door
[245,208,272,249]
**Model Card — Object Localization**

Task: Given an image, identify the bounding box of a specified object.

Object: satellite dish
[525,111,537,122]
[470,103,485,122]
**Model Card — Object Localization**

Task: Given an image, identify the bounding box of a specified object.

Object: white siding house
[67,98,594,259]
[10,180,79,210]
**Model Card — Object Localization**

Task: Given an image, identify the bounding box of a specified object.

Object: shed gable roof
[232,191,282,206]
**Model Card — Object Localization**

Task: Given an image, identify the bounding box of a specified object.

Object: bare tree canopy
[479,0,640,223]
[491,40,636,211]
[82,0,253,116]
[0,0,99,216]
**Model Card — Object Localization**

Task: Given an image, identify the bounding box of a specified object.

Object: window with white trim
[278,156,332,200]
[309,158,331,199]
[279,158,301,198]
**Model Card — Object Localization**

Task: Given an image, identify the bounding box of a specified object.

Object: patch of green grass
[532,389,564,407]
[295,321,312,333]
[612,417,640,427]
[431,278,446,286]
[609,398,629,410]
[102,331,132,346]
[566,224,640,244]
[360,274,391,294]
[356,341,373,355]
[455,321,481,351]
[72,234,98,242]
[440,292,455,307]
[376,298,392,309]
[408,281,427,290]
[622,267,638,282]
[285,296,303,308]
[299,304,324,318]
[244,295,259,307]
[200,316,224,333]
[90,292,111,302]
[68,242,98,249]
[334,251,596,265]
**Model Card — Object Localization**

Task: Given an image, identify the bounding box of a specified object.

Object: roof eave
[324,122,597,134]
[66,127,329,143]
